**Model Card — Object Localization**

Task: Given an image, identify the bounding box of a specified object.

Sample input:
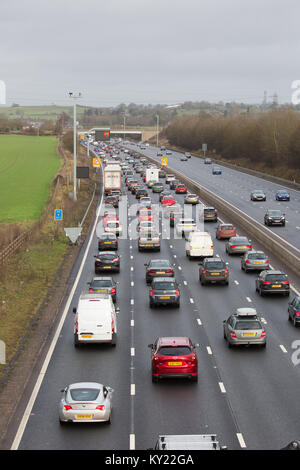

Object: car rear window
[157,346,192,356]
[151,260,170,267]
[91,280,113,287]
[247,253,267,259]
[153,281,177,289]
[265,274,288,281]
[205,261,225,269]
[70,388,100,401]
[221,225,233,230]
[235,321,262,330]
[100,234,116,240]
[99,253,117,260]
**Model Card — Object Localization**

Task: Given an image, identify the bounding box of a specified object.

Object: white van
[73,293,118,347]
[185,231,214,259]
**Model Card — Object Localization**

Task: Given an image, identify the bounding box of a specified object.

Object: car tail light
[260,330,266,338]
[230,245,236,249]
[114,240,118,243]
[263,281,271,285]
[265,259,269,263]
[89,288,93,293]
[96,405,105,411]
[175,289,180,295]
[282,281,289,285]
[225,268,229,275]
[245,260,251,264]
[96,259,102,263]
[295,311,300,317]
[148,269,156,273]
[64,405,72,411]
[113,258,119,263]
[202,269,206,275]
[165,269,173,274]
[150,289,154,296]
[211,245,213,250]
[153,356,159,362]
[247,245,252,248]
[111,314,115,333]
[111,288,116,294]
[75,313,78,333]
[230,331,237,338]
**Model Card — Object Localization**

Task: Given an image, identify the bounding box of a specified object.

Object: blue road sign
[54,209,63,221]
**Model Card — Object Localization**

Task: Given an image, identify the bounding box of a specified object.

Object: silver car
[225,236,252,255]
[223,308,266,348]
[59,382,114,424]
[184,193,200,205]
[138,229,160,251]
[241,250,270,272]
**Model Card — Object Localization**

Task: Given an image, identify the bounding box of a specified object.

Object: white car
[104,220,123,236]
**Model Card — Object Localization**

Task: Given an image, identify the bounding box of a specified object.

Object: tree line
[164,108,300,169]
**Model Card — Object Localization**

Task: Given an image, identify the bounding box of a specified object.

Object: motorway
[10,143,300,450]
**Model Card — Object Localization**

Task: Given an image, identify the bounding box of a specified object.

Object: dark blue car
[275,189,290,201]
[212,166,222,175]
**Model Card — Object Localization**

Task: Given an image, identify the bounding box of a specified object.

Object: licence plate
[238,246,246,249]
[80,334,93,338]
[253,261,262,264]
[156,271,165,274]
[272,284,281,288]
[168,362,182,366]
[76,414,93,419]
[210,272,220,275]
[146,244,153,246]
[96,289,107,292]
[243,333,255,337]
[103,266,111,269]
[160,296,170,299]
[104,241,111,244]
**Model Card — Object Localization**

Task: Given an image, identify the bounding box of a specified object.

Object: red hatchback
[161,195,176,206]
[175,184,187,194]
[216,223,236,240]
[148,337,199,382]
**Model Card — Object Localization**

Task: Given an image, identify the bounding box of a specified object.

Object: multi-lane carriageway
[9,143,300,450]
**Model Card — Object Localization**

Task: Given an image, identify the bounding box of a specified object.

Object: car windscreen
[153,281,177,290]
[70,388,100,401]
[235,321,262,330]
[157,346,192,356]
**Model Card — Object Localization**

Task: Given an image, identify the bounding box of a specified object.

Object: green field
[0,135,61,223]
[0,105,89,121]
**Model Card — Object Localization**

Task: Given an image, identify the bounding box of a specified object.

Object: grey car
[225,236,252,255]
[199,257,229,285]
[59,382,114,424]
[88,276,117,302]
[241,251,270,272]
[255,270,290,296]
[149,277,180,308]
[223,308,266,348]
[250,190,266,201]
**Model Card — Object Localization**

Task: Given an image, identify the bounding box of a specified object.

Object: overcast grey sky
[0,0,299,107]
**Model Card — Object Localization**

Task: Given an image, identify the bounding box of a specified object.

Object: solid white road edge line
[11,179,104,450]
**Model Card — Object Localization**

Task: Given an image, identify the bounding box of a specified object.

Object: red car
[161,195,176,206]
[216,223,236,240]
[175,184,187,194]
[149,337,199,382]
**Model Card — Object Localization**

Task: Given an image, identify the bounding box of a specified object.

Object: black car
[94,252,120,273]
[105,195,118,208]
[288,296,300,327]
[145,259,175,284]
[88,276,117,302]
[149,277,180,308]
[98,233,118,251]
[199,258,229,285]
[169,180,179,190]
[136,188,149,199]
[159,170,166,178]
[264,209,285,226]
[255,270,290,296]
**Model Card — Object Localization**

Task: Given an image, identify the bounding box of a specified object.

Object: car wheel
[293,317,298,327]
[105,413,112,424]
[227,340,232,348]
[176,302,180,308]
[259,287,264,296]
[59,419,67,426]
[149,301,155,308]
[74,334,80,348]
[152,375,158,383]
[261,342,267,348]
[191,375,198,383]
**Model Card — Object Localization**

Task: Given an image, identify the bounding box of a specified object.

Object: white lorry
[104,164,121,195]
[146,167,159,184]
